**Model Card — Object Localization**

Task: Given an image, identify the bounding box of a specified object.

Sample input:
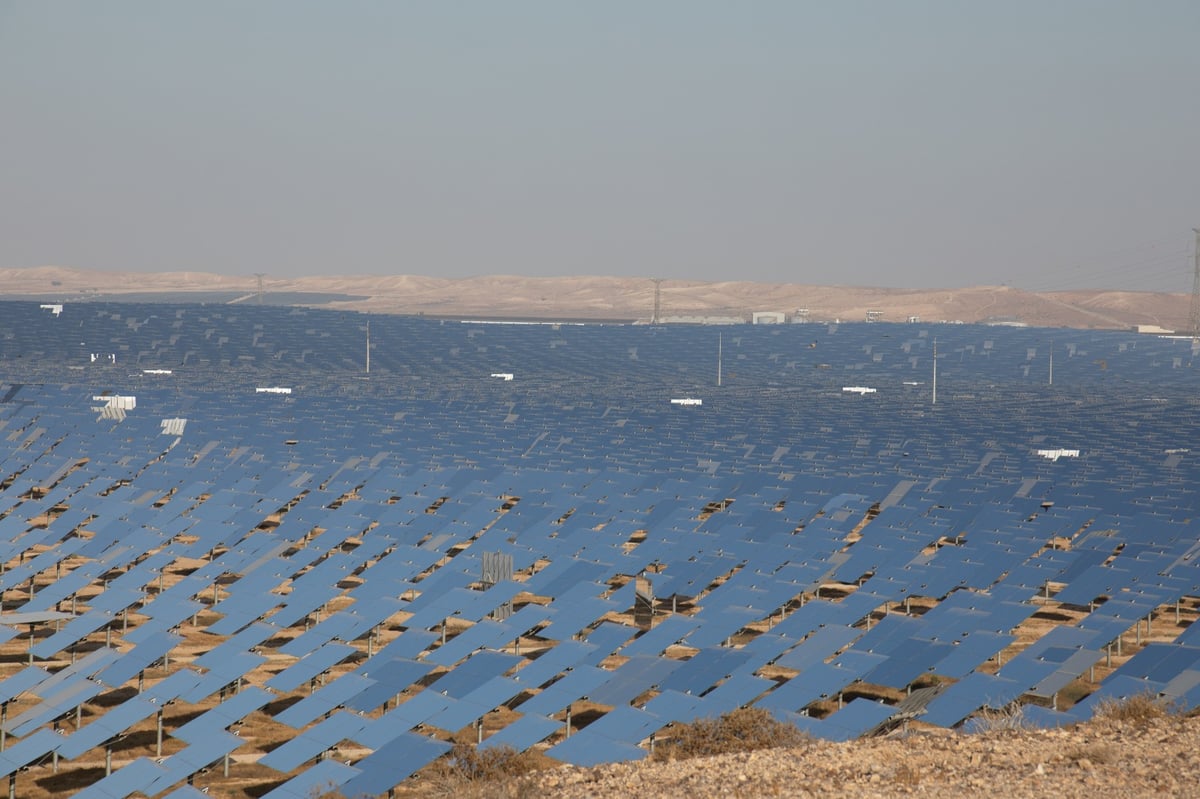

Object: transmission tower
[651,278,664,324]
[1191,229,1200,343]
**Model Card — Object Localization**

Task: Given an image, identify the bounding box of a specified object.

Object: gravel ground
[516,716,1200,799]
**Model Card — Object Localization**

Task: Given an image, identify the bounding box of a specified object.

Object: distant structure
[658,315,743,325]
[254,273,267,305]
[39,303,63,317]
[793,308,811,323]
[751,312,786,324]
[651,278,664,325]
[865,310,883,323]
[92,394,136,422]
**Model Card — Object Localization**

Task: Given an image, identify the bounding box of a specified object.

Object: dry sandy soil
[0,265,1190,330]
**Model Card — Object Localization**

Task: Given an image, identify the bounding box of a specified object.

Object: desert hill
[0,265,1188,331]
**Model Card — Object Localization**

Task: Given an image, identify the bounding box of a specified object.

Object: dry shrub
[968,702,1032,733]
[412,742,545,799]
[1092,692,1169,725]
[893,763,923,786]
[1064,743,1117,766]
[651,707,809,762]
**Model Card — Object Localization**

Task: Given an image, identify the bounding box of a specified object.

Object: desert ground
[0,265,1189,331]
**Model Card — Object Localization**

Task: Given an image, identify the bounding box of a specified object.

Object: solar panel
[774,625,860,672]
[818,698,896,742]
[259,759,360,799]
[57,696,160,759]
[0,727,60,777]
[69,756,168,799]
[546,729,648,767]
[516,665,613,717]
[174,686,273,742]
[143,731,242,795]
[259,711,370,772]
[480,712,561,751]
[7,308,1200,790]
[428,651,522,699]
[338,732,452,798]
[620,615,702,657]
[588,656,683,707]
[275,673,375,728]
[266,642,356,692]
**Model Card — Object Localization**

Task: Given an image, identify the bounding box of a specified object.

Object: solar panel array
[0,300,1199,795]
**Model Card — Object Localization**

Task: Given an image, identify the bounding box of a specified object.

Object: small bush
[1092,693,1170,725]
[651,707,809,762]
[1064,743,1117,766]
[412,742,546,799]
[968,702,1032,733]
[893,763,922,786]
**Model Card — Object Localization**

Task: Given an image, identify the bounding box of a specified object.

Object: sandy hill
[0,266,1189,331]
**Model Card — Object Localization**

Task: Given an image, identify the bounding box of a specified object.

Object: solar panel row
[0,302,1198,795]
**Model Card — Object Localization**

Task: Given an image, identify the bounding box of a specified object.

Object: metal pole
[157,709,164,757]
[931,338,937,405]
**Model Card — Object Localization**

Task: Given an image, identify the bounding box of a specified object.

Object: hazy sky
[2,2,1198,291]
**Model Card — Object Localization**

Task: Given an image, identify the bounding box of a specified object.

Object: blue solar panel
[70,756,168,799]
[275,673,375,728]
[426,651,520,698]
[338,732,452,798]
[266,642,356,692]
[260,759,360,799]
[6,307,1200,790]
[774,625,860,672]
[511,640,595,688]
[588,656,683,707]
[0,727,60,777]
[516,665,613,716]
[259,711,370,772]
[817,698,896,742]
[480,712,561,750]
[58,697,159,759]
[359,691,453,741]
[546,729,648,767]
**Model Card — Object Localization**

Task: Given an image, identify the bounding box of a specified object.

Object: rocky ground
[514,716,1200,799]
